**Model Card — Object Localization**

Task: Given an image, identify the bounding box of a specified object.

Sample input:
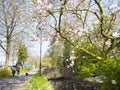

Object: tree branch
[88,35,102,53]
[0,41,7,52]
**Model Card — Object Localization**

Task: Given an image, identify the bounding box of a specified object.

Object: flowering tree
[33,0,120,60]
[33,0,120,88]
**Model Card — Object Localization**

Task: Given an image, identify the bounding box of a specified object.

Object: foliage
[74,45,100,78]
[42,54,53,68]
[42,39,72,68]
[74,42,120,89]
[0,68,11,79]
[76,54,120,89]
[63,40,72,67]
[18,44,28,64]
[47,43,63,67]
[21,67,33,73]
[77,63,98,78]
[97,56,120,89]
[27,56,40,68]
[24,73,54,90]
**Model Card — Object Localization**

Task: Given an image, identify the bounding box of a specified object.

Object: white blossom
[94,20,99,24]
[112,80,117,84]
[82,56,85,58]
[112,32,120,38]
[105,39,112,46]
[37,0,42,4]
[70,62,74,67]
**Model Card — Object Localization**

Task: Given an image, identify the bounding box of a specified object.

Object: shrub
[76,62,98,78]
[0,67,12,79]
[97,56,120,90]
[24,73,54,90]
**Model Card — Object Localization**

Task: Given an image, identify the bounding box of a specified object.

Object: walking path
[0,70,38,90]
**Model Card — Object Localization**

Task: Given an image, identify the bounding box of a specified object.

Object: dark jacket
[16,60,23,70]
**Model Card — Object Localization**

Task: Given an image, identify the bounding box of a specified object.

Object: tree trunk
[5,39,11,67]
[5,52,10,66]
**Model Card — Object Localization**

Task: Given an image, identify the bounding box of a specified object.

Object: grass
[24,73,54,90]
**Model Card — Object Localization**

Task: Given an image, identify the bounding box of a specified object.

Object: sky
[28,41,49,57]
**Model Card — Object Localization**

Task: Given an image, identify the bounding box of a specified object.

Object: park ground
[0,69,38,90]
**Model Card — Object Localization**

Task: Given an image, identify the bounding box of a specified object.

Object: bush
[24,73,54,90]
[96,56,120,90]
[0,67,12,79]
[76,62,98,78]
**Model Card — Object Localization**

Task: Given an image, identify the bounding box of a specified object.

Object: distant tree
[18,44,28,64]
[42,54,52,68]
[48,45,63,67]
[0,0,33,66]
[27,56,40,68]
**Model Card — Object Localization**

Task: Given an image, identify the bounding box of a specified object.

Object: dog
[12,69,16,77]
[25,72,28,76]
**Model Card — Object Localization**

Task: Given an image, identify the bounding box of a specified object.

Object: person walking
[16,59,23,76]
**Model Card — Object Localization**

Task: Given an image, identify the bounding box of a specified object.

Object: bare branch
[0,33,6,38]
[94,0,103,14]
[68,9,100,19]
[0,41,6,52]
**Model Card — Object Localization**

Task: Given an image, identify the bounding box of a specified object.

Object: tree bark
[5,38,11,66]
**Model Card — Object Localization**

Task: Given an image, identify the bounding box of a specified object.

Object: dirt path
[0,70,38,90]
